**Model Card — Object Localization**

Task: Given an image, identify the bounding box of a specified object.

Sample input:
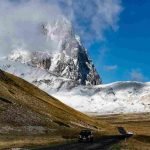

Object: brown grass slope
[0,69,117,135]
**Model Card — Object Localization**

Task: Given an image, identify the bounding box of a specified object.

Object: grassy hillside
[0,69,117,149]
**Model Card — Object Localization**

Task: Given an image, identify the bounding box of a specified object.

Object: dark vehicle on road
[117,127,133,137]
[78,129,93,142]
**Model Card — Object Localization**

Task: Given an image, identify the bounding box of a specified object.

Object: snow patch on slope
[8,49,31,63]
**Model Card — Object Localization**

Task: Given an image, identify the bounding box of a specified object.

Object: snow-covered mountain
[4,17,101,86]
[0,17,150,115]
[1,52,150,114]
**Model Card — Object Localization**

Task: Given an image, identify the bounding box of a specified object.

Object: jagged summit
[6,17,102,85]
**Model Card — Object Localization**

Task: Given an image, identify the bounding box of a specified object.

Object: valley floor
[0,113,150,150]
[95,113,150,150]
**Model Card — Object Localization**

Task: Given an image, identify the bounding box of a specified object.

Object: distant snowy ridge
[49,81,150,114]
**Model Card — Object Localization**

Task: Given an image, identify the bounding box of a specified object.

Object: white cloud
[0,0,122,57]
[0,0,64,57]
[130,70,145,82]
[60,0,122,42]
[104,65,118,71]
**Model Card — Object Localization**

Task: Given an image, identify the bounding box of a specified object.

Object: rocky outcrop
[38,58,51,70]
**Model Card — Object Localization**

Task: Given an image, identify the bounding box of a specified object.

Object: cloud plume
[0,0,122,57]
[55,0,122,43]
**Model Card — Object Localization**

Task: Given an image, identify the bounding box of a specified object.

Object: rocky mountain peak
[6,17,102,85]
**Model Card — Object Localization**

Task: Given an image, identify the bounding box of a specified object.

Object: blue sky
[88,0,150,83]
[0,0,149,83]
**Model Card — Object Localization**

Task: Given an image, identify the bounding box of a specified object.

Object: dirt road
[33,134,132,150]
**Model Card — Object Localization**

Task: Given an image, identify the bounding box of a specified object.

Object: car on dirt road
[117,127,133,136]
[78,129,93,142]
